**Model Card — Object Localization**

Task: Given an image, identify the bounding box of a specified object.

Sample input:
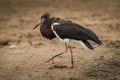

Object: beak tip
[33,27,35,30]
[32,27,35,30]
[32,22,41,30]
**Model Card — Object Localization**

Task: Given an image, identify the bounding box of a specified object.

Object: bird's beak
[33,18,46,30]
[33,21,41,30]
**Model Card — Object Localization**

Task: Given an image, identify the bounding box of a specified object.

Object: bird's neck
[41,19,52,29]
[44,19,51,26]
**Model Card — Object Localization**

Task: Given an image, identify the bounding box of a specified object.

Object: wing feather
[52,18,102,45]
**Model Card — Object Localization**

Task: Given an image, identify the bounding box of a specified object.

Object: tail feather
[80,40,94,50]
[94,39,102,45]
[84,28,102,45]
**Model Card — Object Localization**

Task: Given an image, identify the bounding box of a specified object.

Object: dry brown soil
[0,0,120,80]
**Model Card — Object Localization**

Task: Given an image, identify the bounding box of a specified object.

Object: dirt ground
[0,0,120,80]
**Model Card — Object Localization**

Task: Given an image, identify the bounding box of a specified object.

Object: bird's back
[51,17,102,45]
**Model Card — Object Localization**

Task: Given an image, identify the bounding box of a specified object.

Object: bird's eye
[41,16,47,20]
[41,17,46,22]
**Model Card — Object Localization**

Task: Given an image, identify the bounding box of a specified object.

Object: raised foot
[46,57,54,63]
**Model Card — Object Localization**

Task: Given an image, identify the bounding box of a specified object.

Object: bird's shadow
[48,64,68,69]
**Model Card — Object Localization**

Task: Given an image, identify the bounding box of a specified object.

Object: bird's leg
[46,43,68,63]
[68,45,74,68]
[68,46,74,68]
[64,40,75,68]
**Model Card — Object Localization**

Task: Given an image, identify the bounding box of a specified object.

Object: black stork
[33,13,102,68]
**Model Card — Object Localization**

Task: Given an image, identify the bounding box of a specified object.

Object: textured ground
[0,0,120,80]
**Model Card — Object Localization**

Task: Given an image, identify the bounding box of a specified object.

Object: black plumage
[40,22,56,40]
[51,18,102,47]
[33,13,102,68]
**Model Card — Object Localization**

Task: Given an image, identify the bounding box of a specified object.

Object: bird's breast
[40,25,56,40]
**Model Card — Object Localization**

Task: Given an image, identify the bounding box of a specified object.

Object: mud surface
[0,0,120,80]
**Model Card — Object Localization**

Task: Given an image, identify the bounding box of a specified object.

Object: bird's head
[33,13,50,29]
